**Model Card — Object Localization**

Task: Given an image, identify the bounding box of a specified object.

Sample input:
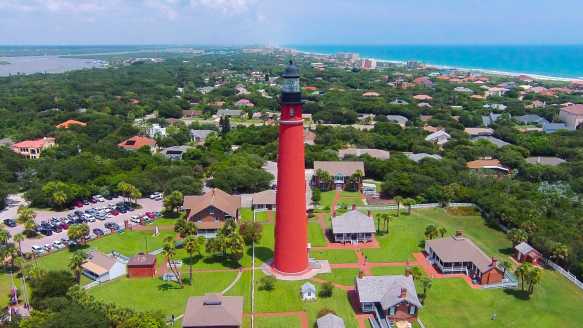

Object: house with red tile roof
[235,99,254,107]
[559,104,583,130]
[56,119,87,129]
[118,136,158,153]
[11,137,56,159]
[413,94,432,101]
[466,159,510,176]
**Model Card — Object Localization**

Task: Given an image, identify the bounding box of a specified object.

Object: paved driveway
[1,195,163,253]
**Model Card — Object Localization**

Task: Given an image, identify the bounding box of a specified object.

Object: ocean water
[288,45,583,79]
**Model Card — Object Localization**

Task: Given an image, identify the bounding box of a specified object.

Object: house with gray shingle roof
[356,274,421,324]
[514,114,549,126]
[526,156,566,166]
[385,115,409,127]
[425,232,504,285]
[317,313,345,328]
[482,113,509,127]
[471,136,511,148]
[331,208,375,244]
[404,153,442,163]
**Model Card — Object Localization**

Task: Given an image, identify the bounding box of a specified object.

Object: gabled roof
[425,130,451,141]
[314,161,365,177]
[514,115,549,125]
[560,104,583,115]
[514,242,542,259]
[301,282,316,293]
[356,275,422,310]
[386,115,409,125]
[404,152,442,163]
[182,294,243,328]
[317,313,345,328]
[12,137,55,149]
[464,127,494,136]
[82,251,117,276]
[183,188,241,218]
[471,136,510,148]
[127,254,156,267]
[332,210,375,234]
[338,148,390,160]
[118,136,156,150]
[252,189,276,205]
[466,159,509,172]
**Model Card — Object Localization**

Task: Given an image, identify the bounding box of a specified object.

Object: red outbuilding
[127,253,157,278]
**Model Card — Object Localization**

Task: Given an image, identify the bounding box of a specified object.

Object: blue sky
[0,0,582,45]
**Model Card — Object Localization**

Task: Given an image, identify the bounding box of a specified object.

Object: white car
[130,216,141,224]
[52,240,65,249]
[31,245,45,254]
[43,244,52,251]
[94,195,106,202]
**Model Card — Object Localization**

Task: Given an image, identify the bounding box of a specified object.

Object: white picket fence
[545,259,583,290]
[357,202,476,211]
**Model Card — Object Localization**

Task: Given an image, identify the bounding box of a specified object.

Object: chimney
[367,210,372,217]
[405,268,412,277]
[358,271,364,279]
[332,209,336,217]
[491,257,497,267]
[400,288,407,299]
[352,204,356,210]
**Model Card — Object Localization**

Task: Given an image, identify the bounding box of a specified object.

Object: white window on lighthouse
[289,108,295,117]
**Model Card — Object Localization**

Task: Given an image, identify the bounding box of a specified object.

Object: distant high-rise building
[361,58,377,70]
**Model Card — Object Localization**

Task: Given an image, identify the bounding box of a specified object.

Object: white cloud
[0,0,118,13]
[189,0,257,14]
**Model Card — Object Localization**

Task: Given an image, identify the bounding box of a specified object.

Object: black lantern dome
[281,60,301,104]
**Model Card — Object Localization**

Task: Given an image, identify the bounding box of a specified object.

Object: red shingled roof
[118,136,157,150]
[561,104,583,115]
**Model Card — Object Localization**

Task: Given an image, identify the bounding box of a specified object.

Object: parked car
[74,200,84,208]
[39,229,53,236]
[145,212,156,219]
[52,240,65,249]
[31,245,45,254]
[93,228,104,236]
[3,219,16,227]
[130,216,141,224]
[43,244,52,251]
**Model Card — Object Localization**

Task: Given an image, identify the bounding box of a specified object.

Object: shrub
[260,276,276,291]
[319,282,333,298]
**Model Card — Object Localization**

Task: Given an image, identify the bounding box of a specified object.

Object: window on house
[409,305,416,315]
[389,307,396,316]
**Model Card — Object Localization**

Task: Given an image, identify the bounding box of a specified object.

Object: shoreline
[286,47,583,83]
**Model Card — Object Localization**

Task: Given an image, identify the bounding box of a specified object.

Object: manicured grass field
[319,268,361,286]
[319,191,337,209]
[420,270,583,328]
[308,222,327,247]
[89,271,239,316]
[311,249,357,264]
[370,266,411,276]
[90,230,176,256]
[254,316,300,328]
[336,191,364,207]
[252,271,359,327]
[241,209,272,223]
[364,208,513,263]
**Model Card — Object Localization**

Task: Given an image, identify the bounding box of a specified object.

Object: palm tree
[394,196,403,216]
[16,206,35,224]
[402,198,416,215]
[507,228,528,246]
[515,262,533,292]
[52,190,68,210]
[383,214,392,234]
[526,266,542,295]
[500,259,512,275]
[13,233,24,255]
[163,236,183,287]
[375,213,382,233]
[69,251,88,283]
[0,228,9,244]
[421,277,432,303]
[184,236,204,285]
[551,243,569,265]
[438,226,447,238]
[424,224,439,240]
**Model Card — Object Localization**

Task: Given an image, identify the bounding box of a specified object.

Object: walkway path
[221,269,243,294]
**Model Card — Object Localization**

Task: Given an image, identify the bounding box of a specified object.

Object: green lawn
[311,249,357,264]
[336,191,364,208]
[420,270,583,328]
[90,230,176,256]
[240,208,272,223]
[254,316,300,328]
[364,208,513,263]
[319,268,361,286]
[308,222,327,247]
[370,266,411,276]
[252,271,359,327]
[89,271,239,316]
[320,191,337,209]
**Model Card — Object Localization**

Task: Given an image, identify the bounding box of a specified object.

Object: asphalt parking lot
[1,194,163,253]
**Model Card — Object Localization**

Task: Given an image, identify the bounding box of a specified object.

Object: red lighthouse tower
[272,61,309,275]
